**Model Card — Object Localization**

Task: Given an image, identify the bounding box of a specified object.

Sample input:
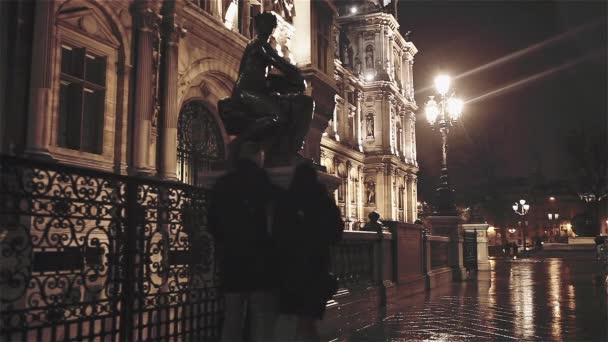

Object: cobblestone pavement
[348,256,607,341]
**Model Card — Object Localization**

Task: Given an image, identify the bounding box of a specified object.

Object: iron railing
[0,155,222,342]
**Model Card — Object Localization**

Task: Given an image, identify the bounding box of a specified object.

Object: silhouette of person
[362,211,386,236]
[273,161,344,340]
[208,143,280,342]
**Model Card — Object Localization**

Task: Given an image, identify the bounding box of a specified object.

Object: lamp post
[425,75,464,215]
[512,199,530,250]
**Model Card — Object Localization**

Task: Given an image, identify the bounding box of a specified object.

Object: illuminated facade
[0,0,418,225]
[323,1,419,227]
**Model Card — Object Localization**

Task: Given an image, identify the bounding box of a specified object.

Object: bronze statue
[218,12,314,167]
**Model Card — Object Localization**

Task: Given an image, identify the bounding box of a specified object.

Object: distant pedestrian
[362,211,386,237]
[208,146,280,342]
[274,161,344,341]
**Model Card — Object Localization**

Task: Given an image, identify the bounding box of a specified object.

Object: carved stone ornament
[136,7,162,32]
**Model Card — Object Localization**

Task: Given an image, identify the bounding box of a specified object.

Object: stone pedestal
[200,166,341,192]
[427,215,466,282]
[462,223,491,279]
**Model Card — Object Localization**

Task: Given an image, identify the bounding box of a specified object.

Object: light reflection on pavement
[347,256,607,341]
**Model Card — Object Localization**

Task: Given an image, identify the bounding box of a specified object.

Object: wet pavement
[348,255,607,341]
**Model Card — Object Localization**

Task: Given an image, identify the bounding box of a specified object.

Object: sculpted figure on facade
[366,179,376,204]
[218,12,313,166]
[365,45,374,69]
[366,114,374,138]
[354,56,362,74]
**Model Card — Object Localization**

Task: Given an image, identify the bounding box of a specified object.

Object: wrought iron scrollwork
[177,101,225,185]
[0,156,221,341]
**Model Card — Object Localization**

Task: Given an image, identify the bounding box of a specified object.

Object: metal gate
[0,156,222,341]
[463,230,478,271]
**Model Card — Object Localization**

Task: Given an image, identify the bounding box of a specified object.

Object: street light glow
[350,6,358,14]
[434,75,451,96]
[447,97,464,120]
[425,96,439,124]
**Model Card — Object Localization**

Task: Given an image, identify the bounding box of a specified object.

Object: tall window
[57,45,106,154]
[177,101,225,185]
[314,2,332,73]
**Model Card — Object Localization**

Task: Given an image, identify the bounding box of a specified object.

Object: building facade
[0,0,418,225]
[323,1,418,228]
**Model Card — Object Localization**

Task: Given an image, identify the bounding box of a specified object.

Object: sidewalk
[342,255,607,341]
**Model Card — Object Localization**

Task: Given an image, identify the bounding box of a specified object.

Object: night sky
[397,1,607,202]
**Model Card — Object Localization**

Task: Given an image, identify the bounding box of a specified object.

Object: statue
[366,115,374,138]
[365,45,374,69]
[366,181,375,204]
[354,57,362,74]
[218,12,314,167]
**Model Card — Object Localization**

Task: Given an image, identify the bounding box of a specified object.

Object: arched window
[177,101,225,185]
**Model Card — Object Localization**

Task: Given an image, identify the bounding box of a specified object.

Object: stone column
[345,161,352,223]
[356,91,363,151]
[408,60,415,100]
[401,55,408,96]
[25,0,55,157]
[241,0,251,38]
[210,0,222,19]
[405,175,413,222]
[402,175,409,223]
[132,5,161,175]
[410,113,417,164]
[332,95,341,141]
[412,177,418,221]
[159,5,185,180]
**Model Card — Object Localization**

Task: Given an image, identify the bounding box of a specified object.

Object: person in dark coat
[208,155,279,342]
[273,161,344,340]
[362,211,386,237]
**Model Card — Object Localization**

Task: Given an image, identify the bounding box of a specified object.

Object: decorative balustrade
[330,231,377,290]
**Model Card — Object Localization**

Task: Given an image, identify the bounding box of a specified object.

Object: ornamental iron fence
[0,156,222,342]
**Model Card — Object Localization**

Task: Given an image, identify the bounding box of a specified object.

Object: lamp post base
[433,183,457,216]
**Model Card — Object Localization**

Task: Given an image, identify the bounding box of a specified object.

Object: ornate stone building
[0,0,417,225]
[323,1,419,228]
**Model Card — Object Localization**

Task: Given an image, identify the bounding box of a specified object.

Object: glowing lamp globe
[425,96,439,125]
[434,75,451,96]
[447,98,463,120]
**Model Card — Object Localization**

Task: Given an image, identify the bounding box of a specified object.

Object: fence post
[119,180,142,342]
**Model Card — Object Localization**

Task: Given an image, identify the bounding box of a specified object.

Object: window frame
[57,44,107,154]
[50,24,119,166]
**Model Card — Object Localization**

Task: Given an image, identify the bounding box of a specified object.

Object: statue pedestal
[200,166,341,192]
[426,215,467,282]
[462,223,491,280]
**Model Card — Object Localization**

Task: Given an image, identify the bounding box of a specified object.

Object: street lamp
[512,199,530,250]
[547,212,559,241]
[425,74,464,215]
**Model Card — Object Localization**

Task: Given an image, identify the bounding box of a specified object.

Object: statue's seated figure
[218,12,314,167]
